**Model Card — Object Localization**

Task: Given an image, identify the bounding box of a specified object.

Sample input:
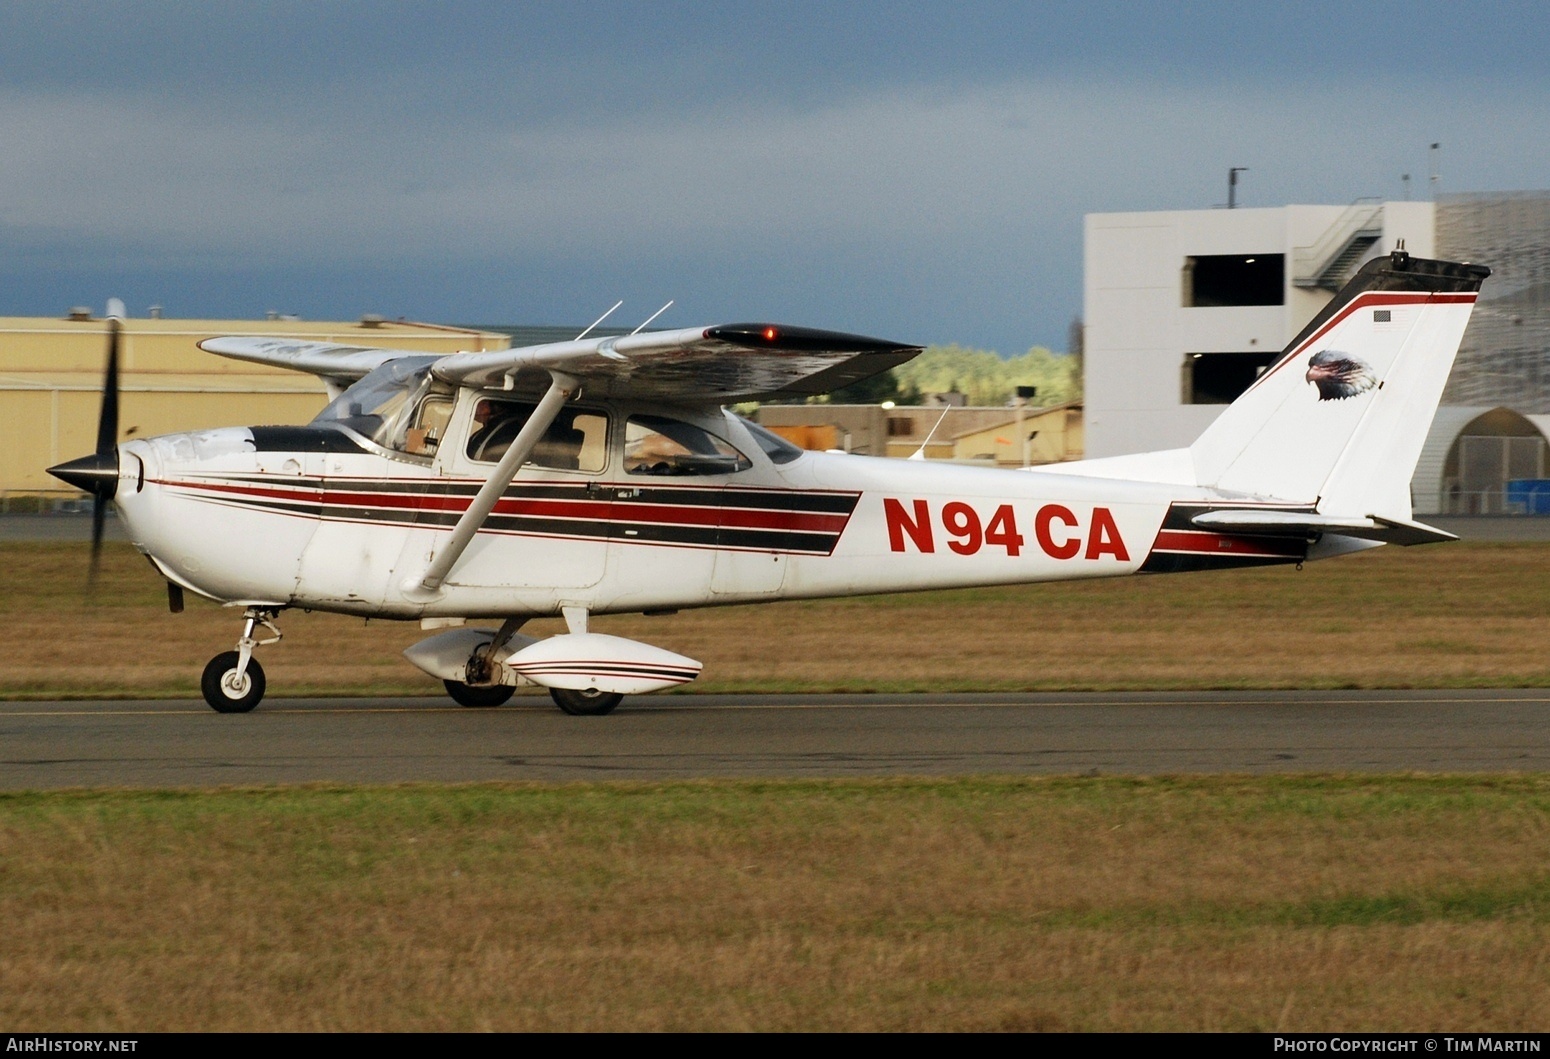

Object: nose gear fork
[201,607,283,713]
[234,608,283,681]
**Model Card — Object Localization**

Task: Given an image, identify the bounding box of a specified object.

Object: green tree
[894,345,1080,406]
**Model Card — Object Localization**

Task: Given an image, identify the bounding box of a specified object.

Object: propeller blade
[89,315,121,584]
[96,317,120,456]
[89,492,106,584]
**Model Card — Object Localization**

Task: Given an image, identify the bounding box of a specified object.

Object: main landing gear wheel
[444,680,515,708]
[549,687,623,716]
[202,651,266,713]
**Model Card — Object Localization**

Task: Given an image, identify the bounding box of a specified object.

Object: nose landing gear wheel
[444,680,515,708]
[549,687,623,716]
[201,651,266,713]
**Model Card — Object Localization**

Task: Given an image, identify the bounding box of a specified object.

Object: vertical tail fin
[1189,251,1490,519]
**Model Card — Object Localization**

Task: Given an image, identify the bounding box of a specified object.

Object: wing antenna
[629,301,674,335]
[908,405,953,461]
[575,301,623,341]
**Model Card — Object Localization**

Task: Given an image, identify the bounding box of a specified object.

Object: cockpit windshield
[310,356,451,455]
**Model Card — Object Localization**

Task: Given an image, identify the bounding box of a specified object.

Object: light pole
[1228,167,1248,209]
[1014,385,1037,467]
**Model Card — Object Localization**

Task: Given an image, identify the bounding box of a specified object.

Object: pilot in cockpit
[466,399,591,470]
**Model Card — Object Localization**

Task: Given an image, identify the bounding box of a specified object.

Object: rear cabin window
[466,399,608,472]
[624,415,751,476]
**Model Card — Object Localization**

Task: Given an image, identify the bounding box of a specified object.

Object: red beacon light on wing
[763,327,778,341]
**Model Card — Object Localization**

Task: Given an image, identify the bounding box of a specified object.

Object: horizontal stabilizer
[1365,515,1460,546]
[1191,510,1457,546]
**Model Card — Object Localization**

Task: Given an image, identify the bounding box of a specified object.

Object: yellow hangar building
[0,312,509,504]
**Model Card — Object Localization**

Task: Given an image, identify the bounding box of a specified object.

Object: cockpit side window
[403,396,454,456]
[467,399,608,472]
[624,415,752,476]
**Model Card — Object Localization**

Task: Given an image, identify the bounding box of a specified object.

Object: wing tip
[705,323,920,355]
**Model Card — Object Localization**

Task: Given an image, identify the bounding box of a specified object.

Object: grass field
[2,540,1547,699]
[5,541,1548,1031]
[3,776,1549,1031]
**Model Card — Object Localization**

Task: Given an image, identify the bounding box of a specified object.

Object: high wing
[200,324,922,403]
[197,337,412,386]
[430,324,921,402]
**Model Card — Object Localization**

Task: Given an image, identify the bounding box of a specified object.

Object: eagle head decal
[1305,349,1377,401]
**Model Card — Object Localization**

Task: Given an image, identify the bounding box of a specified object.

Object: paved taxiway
[2,689,1547,788]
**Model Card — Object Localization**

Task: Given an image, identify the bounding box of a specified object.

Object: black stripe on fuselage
[304,476,860,514]
[164,474,854,554]
[1139,501,1312,573]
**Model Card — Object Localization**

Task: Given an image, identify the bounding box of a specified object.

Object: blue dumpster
[1506,479,1550,515]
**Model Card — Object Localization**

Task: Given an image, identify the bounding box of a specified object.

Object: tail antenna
[575,301,623,341]
[630,301,674,335]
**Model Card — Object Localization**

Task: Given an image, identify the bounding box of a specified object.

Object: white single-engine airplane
[51,251,1488,714]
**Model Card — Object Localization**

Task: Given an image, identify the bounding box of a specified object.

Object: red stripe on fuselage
[1150,528,1304,557]
[155,477,320,503]
[155,477,851,533]
[324,491,848,533]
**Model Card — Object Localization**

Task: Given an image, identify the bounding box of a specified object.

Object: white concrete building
[1084,200,1435,458]
[1083,196,1550,515]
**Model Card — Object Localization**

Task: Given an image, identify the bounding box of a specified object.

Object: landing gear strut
[202,607,282,713]
[443,616,523,708]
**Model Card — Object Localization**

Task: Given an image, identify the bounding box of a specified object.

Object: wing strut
[409,372,578,596]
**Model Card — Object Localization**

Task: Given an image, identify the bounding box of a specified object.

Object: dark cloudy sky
[3,1,1547,354]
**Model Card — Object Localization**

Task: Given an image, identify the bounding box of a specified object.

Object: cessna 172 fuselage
[50,252,1489,715]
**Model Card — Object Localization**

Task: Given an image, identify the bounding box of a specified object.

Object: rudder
[1188,251,1489,520]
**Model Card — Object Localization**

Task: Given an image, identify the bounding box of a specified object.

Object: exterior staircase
[1293,199,1384,290]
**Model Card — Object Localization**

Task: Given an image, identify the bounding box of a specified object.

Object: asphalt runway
[2,689,1548,789]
